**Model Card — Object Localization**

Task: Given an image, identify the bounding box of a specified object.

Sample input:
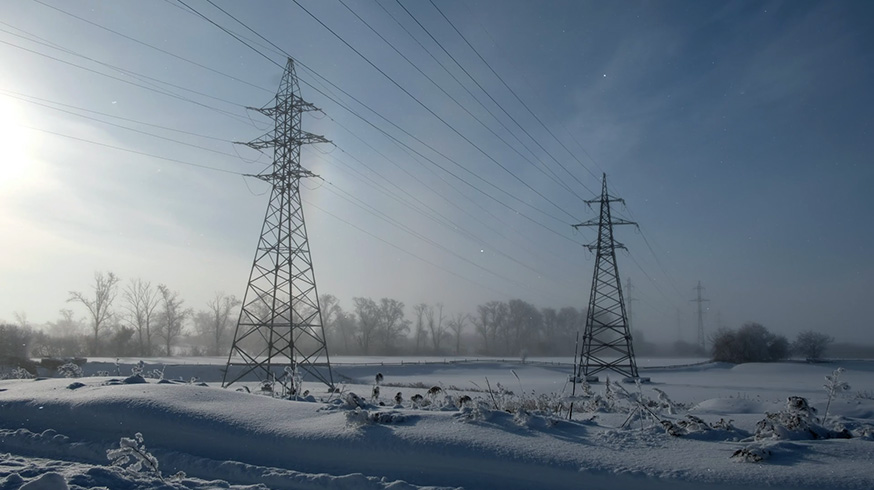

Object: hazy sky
[1,0,872,344]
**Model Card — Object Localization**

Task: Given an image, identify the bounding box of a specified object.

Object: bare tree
[413,303,429,354]
[792,331,834,361]
[335,312,357,354]
[200,291,240,356]
[506,299,541,356]
[473,301,508,355]
[13,311,30,329]
[447,313,468,355]
[122,278,160,356]
[427,303,447,353]
[353,297,380,355]
[42,309,85,338]
[156,284,189,356]
[68,271,120,355]
[377,298,409,353]
[320,294,350,353]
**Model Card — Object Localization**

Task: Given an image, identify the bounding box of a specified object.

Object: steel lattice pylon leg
[572,174,640,382]
[222,58,334,392]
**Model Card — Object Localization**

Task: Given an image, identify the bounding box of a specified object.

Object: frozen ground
[1,357,873,489]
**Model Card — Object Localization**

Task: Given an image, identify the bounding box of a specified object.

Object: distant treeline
[3,271,864,361]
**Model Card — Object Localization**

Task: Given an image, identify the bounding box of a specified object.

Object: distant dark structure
[572,174,641,382]
[223,58,334,392]
[691,281,709,353]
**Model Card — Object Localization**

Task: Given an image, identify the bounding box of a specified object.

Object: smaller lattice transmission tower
[223,58,334,392]
[691,280,709,353]
[572,174,642,382]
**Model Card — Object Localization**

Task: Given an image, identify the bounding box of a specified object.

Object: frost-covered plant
[282,365,304,397]
[260,375,275,394]
[147,366,166,381]
[57,362,83,378]
[371,372,384,403]
[822,367,850,427]
[603,376,616,411]
[131,361,145,377]
[107,432,162,480]
[653,388,678,414]
[427,385,443,400]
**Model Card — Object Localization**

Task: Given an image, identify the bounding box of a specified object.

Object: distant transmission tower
[223,58,334,392]
[572,174,642,382]
[625,276,636,332]
[691,280,709,353]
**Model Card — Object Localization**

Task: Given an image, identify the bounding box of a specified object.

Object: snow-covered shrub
[754,396,849,440]
[455,399,495,422]
[57,362,83,378]
[427,385,443,401]
[513,408,532,427]
[8,367,34,379]
[661,415,744,441]
[344,408,406,428]
[852,424,874,440]
[344,392,366,409]
[731,445,771,463]
[106,433,162,481]
[122,374,147,384]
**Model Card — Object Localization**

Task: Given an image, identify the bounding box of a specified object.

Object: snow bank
[2,360,874,489]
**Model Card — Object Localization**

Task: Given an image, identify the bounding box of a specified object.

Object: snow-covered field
[2,357,873,490]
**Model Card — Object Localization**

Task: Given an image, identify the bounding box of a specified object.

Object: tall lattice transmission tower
[572,174,642,382]
[222,58,334,392]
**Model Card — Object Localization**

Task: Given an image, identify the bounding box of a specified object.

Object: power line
[427,0,601,186]
[289,0,578,223]
[0,36,250,124]
[1,88,227,142]
[24,124,244,176]
[397,0,596,197]
[0,23,248,110]
[30,0,274,95]
[181,0,582,245]
[374,0,575,197]
[338,0,585,206]
[3,91,246,159]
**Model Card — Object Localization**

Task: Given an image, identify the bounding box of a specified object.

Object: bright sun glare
[0,98,38,191]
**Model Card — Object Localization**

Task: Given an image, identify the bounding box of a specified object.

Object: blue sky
[1,0,872,345]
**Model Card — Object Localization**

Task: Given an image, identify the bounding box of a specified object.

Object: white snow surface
[1,358,873,489]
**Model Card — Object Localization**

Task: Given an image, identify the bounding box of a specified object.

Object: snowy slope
[1,359,873,489]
